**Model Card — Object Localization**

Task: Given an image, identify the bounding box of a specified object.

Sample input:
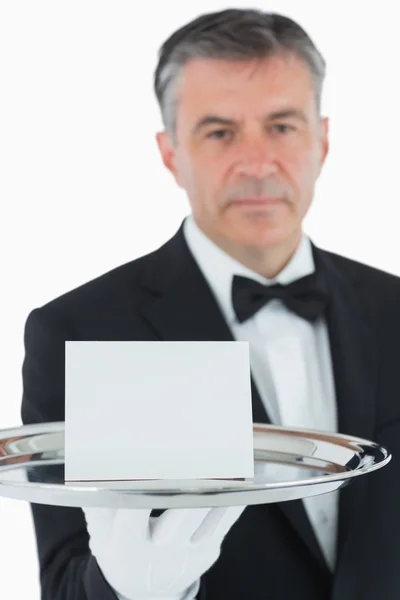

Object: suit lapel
[312,244,378,568]
[138,225,270,429]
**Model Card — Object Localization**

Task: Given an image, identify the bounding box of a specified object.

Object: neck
[202,228,303,280]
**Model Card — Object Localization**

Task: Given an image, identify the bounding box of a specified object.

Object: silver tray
[0,421,391,509]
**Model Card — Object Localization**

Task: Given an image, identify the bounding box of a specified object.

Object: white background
[1,1,399,597]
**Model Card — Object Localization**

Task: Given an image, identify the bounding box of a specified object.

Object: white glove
[83,505,246,599]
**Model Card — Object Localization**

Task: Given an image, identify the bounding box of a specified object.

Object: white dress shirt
[183,215,339,572]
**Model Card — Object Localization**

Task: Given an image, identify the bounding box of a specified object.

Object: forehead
[177,54,316,125]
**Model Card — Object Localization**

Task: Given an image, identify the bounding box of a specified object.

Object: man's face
[156,53,329,251]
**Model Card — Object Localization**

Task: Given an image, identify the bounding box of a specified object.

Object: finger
[191,505,246,543]
[111,508,153,542]
[151,507,212,544]
[83,507,117,533]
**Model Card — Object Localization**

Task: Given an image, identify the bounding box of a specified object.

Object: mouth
[230,197,284,207]
[233,196,282,205]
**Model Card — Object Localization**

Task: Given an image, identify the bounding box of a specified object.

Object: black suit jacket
[21,220,400,599]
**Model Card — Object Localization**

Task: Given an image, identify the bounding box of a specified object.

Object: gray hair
[154,9,326,147]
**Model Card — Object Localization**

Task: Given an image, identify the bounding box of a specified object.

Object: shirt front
[183,214,339,572]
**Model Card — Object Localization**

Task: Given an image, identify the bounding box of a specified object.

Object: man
[21,8,400,600]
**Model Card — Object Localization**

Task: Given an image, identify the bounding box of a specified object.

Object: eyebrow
[192,109,308,135]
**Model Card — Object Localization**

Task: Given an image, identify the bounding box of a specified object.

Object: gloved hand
[83,504,246,600]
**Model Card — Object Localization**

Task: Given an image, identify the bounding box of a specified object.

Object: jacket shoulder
[33,247,160,320]
[321,247,400,307]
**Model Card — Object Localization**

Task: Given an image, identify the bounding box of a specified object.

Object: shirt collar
[183,214,315,325]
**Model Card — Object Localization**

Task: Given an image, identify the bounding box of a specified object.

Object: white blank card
[64,341,254,483]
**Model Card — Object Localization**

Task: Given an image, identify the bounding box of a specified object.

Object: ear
[314,117,329,179]
[155,131,183,187]
[319,117,329,167]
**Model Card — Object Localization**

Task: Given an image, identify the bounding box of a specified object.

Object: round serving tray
[0,421,391,509]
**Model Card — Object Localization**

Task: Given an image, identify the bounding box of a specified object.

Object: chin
[228,220,298,250]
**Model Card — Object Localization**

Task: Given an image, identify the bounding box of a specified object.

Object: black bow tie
[231,272,329,324]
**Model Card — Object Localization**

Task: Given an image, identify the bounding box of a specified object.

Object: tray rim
[0,421,391,496]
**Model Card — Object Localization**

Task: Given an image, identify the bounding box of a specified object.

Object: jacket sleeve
[20,306,208,600]
[21,306,119,600]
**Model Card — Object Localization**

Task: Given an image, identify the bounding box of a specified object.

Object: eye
[271,124,295,134]
[206,129,232,140]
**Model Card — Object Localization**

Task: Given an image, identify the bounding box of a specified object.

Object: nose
[234,140,279,179]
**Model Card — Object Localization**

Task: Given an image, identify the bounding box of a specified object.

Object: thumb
[191,505,246,543]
